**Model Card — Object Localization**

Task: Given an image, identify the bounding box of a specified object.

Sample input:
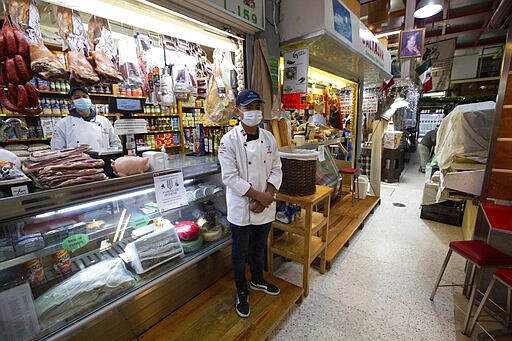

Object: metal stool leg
[466,277,497,336]
[463,269,484,335]
[430,249,453,300]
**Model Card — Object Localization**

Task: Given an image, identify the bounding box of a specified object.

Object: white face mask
[241,110,263,127]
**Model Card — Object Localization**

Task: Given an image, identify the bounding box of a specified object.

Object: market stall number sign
[153,169,188,213]
[204,0,264,30]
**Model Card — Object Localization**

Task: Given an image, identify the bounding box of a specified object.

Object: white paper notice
[0,282,40,340]
[153,169,188,213]
[282,48,309,94]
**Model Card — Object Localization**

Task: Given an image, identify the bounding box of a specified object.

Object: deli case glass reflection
[0,158,231,340]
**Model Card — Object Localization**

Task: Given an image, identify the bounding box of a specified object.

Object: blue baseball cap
[68,86,89,98]
[236,89,266,107]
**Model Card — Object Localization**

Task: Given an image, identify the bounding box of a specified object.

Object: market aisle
[271,155,468,340]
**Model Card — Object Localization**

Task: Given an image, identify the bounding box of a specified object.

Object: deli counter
[0,156,232,340]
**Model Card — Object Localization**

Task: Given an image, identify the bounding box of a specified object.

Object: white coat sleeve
[50,120,67,150]
[108,122,122,148]
[266,134,282,191]
[218,134,251,197]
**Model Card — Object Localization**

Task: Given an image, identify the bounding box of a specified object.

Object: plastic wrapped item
[204,49,236,124]
[57,7,88,54]
[7,0,41,44]
[124,225,184,274]
[118,39,142,87]
[436,101,495,170]
[173,64,197,96]
[87,16,116,60]
[35,257,137,329]
[92,50,123,84]
[158,67,175,107]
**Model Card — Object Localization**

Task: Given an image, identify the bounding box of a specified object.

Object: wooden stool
[467,268,512,337]
[430,240,512,336]
[339,168,359,206]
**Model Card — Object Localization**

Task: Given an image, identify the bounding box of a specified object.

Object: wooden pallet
[139,272,303,341]
[318,194,380,269]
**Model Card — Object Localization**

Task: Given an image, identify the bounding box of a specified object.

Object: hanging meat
[0,25,41,115]
[57,7,99,86]
[92,50,123,84]
[67,51,100,86]
[29,43,68,81]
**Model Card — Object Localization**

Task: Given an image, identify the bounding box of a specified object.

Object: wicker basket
[279,149,318,196]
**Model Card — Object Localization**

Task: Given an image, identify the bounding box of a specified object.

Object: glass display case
[0,157,230,340]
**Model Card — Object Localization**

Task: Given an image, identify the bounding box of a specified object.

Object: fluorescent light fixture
[43,0,238,51]
[375,30,401,39]
[35,187,156,217]
[422,91,446,98]
[390,97,409,109]
[414,0,443,19]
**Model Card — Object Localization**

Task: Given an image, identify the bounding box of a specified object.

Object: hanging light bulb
[414,0,443,19]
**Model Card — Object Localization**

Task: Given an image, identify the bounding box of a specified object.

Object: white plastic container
[124,225,184,274]
[356,175,369,199]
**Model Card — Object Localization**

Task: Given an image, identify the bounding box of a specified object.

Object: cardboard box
[383,131,403,149]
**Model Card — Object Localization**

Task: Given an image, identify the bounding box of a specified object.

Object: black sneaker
[235,291,250,318]
[250,280,280,295]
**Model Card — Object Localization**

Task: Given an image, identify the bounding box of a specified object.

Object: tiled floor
[270,155,496,340]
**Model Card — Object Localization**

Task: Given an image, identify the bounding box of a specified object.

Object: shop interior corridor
[270,154,498,340]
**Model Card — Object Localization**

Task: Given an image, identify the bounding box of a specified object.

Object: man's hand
[250,200,266,213]
[257,191,274,207]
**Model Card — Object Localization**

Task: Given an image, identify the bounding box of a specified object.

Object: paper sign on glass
[153,169,188,213]
[0,282,40,340]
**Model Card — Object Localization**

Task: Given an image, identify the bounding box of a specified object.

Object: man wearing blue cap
[218,89,282,318]
[51,87,121,150]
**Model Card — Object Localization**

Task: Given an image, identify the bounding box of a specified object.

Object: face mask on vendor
[238,103,263,127]
[70,91,93,113]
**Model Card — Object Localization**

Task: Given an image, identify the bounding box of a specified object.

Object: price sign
[153,169,188,213]
[203,0,264,30]
[282,93,308,109]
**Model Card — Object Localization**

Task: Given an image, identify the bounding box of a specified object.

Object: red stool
[467,268,512,337]
[338,168,359,206]
[430,240,512,335]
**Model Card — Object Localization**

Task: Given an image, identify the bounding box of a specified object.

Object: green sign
[270,57,279,96]
[62,234,89,252]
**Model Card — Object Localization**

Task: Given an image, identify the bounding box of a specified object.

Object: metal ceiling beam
[455,37,506,49]
[425,23,486,38]
[416,3,494,26]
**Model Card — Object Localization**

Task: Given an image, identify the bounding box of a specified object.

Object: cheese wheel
[181,235,203,253]
[174,221,200,241]
[202,225,223,242]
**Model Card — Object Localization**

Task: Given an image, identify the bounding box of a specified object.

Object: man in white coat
[218,89,282,318]
[51,87,121,150]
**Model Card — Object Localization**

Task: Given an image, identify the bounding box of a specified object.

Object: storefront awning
[280,0,391,84]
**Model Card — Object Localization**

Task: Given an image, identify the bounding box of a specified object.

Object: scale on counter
[110,96,147,156]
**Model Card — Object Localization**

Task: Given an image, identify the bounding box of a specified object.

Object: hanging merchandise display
[204,48,236,124]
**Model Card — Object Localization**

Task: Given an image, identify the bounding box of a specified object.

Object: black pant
[230,222,271,293]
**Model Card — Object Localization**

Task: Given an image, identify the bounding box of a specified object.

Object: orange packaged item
[25,258,45,286]
[52,249,71,275]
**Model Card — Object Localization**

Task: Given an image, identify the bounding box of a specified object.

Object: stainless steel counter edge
[0,157,220,221]
[43,238,232,341]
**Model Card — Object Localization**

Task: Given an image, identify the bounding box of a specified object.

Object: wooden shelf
[38,90,145,99]
[269,185,332,297]
[273,210,327,235]
[1,138,50,143]
[139,131,180,134]
[271,234,325,263]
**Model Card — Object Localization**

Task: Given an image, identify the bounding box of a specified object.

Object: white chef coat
[51,112,122,150]
[218,124,282,226]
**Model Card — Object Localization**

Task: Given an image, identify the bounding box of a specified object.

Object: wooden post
[370,119,387,197]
